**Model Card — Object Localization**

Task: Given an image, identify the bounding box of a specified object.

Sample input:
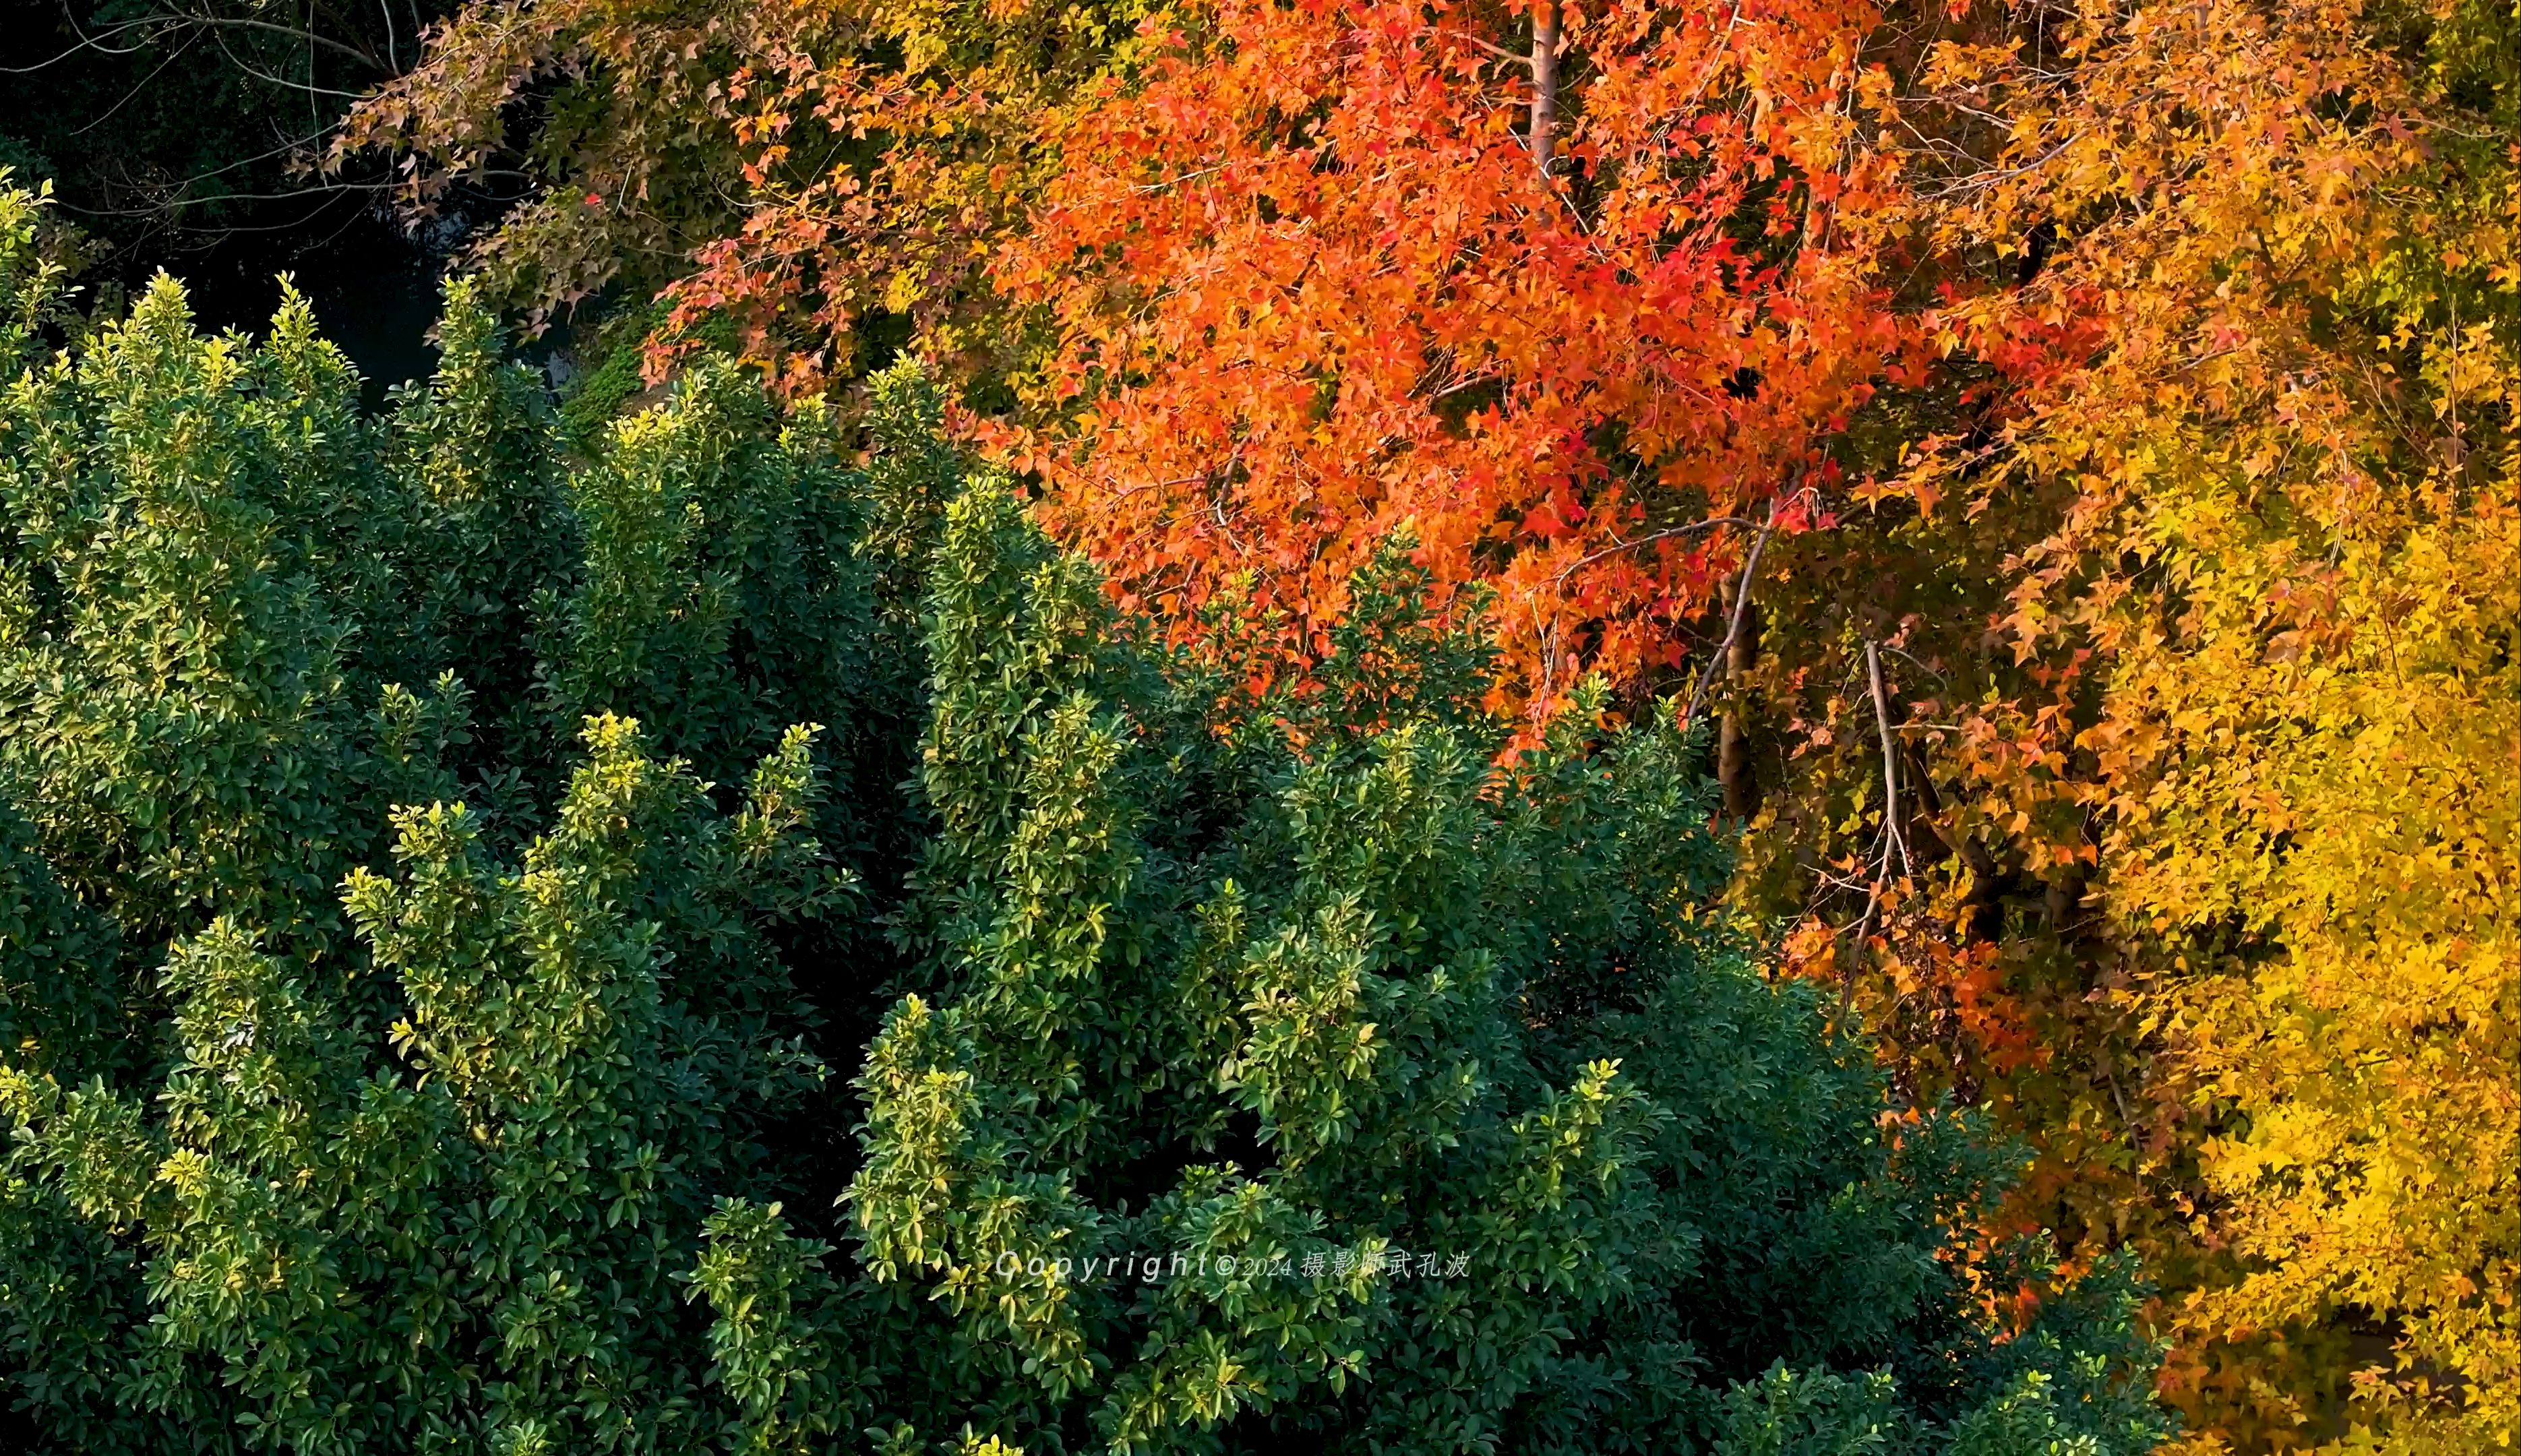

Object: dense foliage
[1736,0,2517,1442]
[0,229,897,1449]
[0,195,2171,1453]
[362,0,2515,1445]
[334,0,1148,348]
[833,484,2160,1453]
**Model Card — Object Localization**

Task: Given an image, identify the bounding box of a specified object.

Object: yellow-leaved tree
[1881,0,2519,1443]
[2114,441,2518,1453]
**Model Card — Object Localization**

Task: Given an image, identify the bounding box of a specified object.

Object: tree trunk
[1530,0,1560,175]
[1718,599,1761,822]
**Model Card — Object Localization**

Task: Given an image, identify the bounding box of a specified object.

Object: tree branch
[1867,639,1912,878]
[154,11,386,70]
[1681,501,1778,728]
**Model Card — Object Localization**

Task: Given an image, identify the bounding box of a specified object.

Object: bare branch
[155,11,386,70]
[1836,638,1912,1021]
[1437,26,1531,67]
[1682,499,1779,727]
[1551,515,1760,583]
[1866,640,1912,878]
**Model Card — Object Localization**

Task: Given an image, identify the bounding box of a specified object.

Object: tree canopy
[0,193,2173,1454]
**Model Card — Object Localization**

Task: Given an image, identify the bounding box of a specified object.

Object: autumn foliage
[147,0,2521,1445]
[1884,0,2521,1438]
[990,0,1920,722]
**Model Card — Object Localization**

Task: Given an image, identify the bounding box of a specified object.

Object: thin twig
[1551,515,1759,583]
[1133,162,1233,195]
[156,11,385,69]
[1437,26,1532,67]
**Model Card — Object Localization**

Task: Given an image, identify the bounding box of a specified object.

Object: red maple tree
[987,0,1920,724]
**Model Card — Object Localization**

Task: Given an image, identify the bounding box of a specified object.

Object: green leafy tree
[754,484,2173,1453]
[0,195,892,1448]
